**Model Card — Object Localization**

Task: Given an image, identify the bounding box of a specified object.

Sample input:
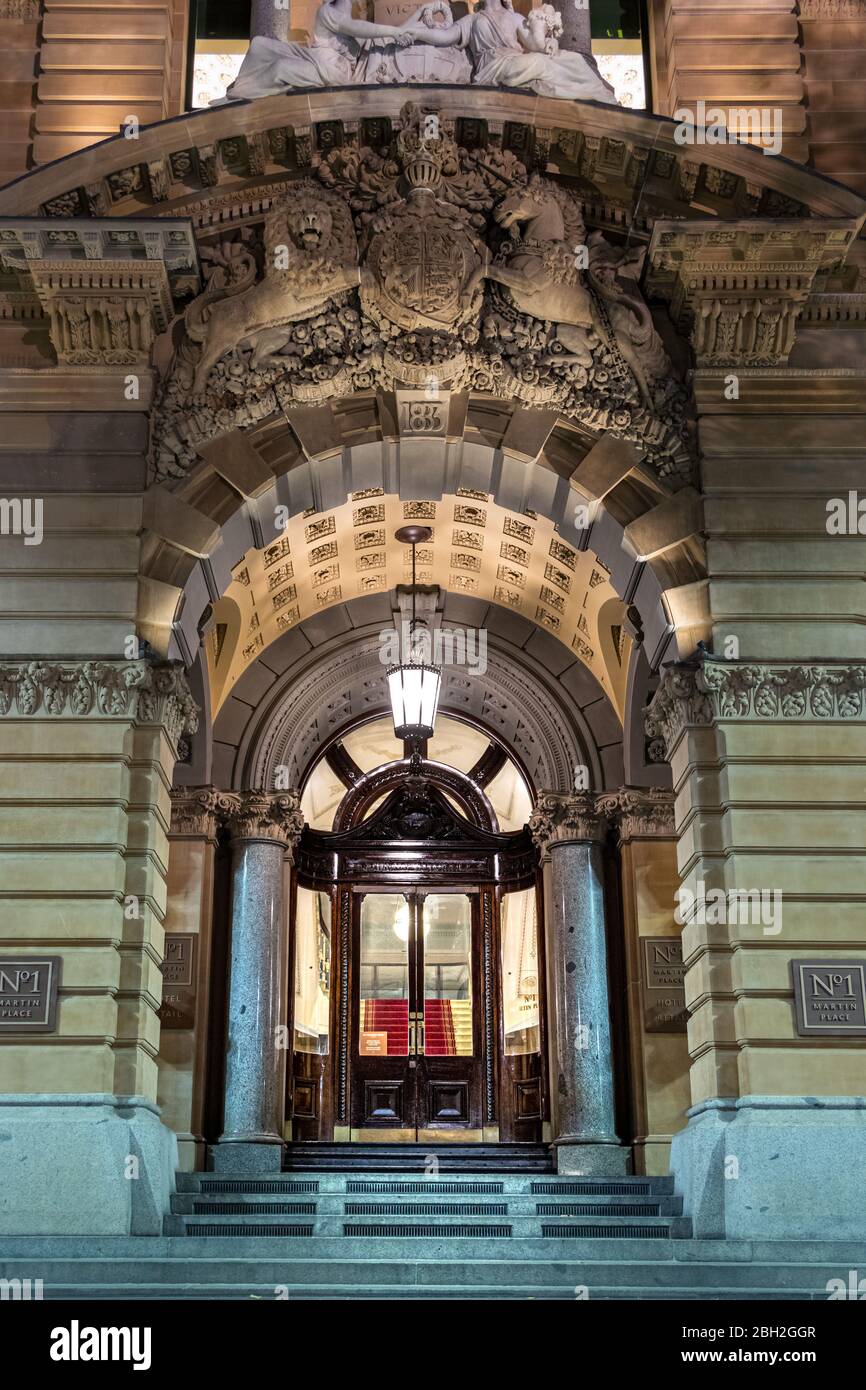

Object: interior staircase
[0,1163,858,1299]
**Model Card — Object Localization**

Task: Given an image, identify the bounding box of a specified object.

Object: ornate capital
[220,790,304,851]
[645,661,713,756]
[646,657,866,758]
[646,219,859,367]
[596,787,675,843]
[529,791,608,858]
[169,786,222,839]
[0,659,198,750]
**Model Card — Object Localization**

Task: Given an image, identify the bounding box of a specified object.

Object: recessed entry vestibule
[290,768,545,1146]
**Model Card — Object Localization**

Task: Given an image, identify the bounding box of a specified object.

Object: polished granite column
[533,793,629,1175]
[251,0,291,42]
[211,791,303,1175]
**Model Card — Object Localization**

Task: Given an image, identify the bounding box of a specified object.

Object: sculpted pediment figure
[217,0,619,104]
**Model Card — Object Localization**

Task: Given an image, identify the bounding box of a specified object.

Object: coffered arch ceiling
[145,429,708,707]
[204,599,626,796]
[206,487,632,721]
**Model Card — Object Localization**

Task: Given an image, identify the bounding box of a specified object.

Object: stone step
[171,1192,682,1217]
[176,1172,676,1196]
[0,1253,848,1293]
[4,1235,862,1263]
[30,1282,819,1301]
[165,1212,688,1239]
[282,1143,555,1173]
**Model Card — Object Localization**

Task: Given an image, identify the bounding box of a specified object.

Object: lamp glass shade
[387,663,441,740]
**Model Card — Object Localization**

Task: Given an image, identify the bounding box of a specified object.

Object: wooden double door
[351,889,483,1139]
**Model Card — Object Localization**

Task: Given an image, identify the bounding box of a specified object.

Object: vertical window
[189,0,251,109]
[590,0,649,111]
[293,887,331,1054]
[500,887,540,1056]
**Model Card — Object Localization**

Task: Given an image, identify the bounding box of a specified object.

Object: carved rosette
[0,659,198,749]
[220,790,305,853]
[646,658,866,758]
[596,787,675,844]
[169,786,223,839]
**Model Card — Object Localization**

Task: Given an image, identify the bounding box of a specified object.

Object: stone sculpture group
[222,0,617,104]
[152,104,692,486]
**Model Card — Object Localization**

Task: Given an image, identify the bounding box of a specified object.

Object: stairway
[283,1142,554,1173]
[1,1170,860,1298]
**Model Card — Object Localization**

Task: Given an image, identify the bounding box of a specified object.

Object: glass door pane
[500,887,540,1055]
[293,887,331,1055]
[359,893,410,1057]
[422,894,472,1057]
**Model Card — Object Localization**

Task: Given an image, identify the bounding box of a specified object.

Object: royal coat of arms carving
[151,103,694,486]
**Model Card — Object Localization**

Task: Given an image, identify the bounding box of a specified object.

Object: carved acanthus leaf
[0,659,198,749]
[646,658,866,757]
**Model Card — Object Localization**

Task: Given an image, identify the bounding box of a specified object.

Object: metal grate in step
[531,1181,651,1196]
[345,1223,511,1238]
[345,1201,507,1217]
[536,1202,660,1218]
[193,1201,316,1216]
[542,1223,669,1239]
[346,1180,504,1195]
[187,1224,314,1237]
[198,1179,319,1194]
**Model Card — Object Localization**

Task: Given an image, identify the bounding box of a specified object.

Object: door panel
[353,892,415,1131]
[417,892,482,1134]
[350,889,482,1138]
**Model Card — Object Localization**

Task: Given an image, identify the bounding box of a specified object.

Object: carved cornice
[646,658,866,756]
[596,786,676,843]
[169,786,222,839]
[0,218,200,369]
[0,659,198,748]
[219,790,304,850]
[1,90,861,228]
[646,220,859,367]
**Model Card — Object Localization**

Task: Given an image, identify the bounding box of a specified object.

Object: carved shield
[363,204,481,333]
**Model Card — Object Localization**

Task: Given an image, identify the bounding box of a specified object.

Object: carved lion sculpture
[186,184,360,395]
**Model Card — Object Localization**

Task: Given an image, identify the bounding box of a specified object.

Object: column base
[553,1139,631,1176]
[209,1139,284,1174]
[0,1094,177,1235]
[671,1096,866,1240]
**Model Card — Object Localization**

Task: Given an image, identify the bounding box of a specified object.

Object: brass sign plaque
[0,956,61,1032]
[641,937,688,1033]
[159,933,197,1031]
[792,960,866,1037]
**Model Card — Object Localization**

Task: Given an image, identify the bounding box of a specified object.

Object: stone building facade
[0,0,863,1297]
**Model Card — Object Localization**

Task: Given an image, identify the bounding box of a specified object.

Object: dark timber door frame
[291,773,544,1145]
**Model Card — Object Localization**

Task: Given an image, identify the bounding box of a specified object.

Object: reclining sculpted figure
[221,0,424,99]
[404,0,618,103]
[218,0,619,104]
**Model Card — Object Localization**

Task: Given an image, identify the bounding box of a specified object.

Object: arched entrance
[291,760,542,1146]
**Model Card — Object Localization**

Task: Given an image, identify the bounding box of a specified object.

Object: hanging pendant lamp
[387,525,441,742]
